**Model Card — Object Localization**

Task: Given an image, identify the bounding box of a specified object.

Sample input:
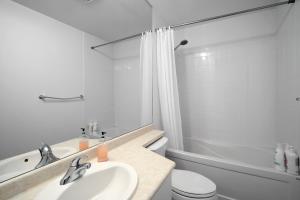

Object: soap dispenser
[97,142,108,162]
[79,128,89,151]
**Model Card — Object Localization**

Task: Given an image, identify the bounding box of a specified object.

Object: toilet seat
[172,191,218,200]
[173,188,216,198]
[172,169,216,198]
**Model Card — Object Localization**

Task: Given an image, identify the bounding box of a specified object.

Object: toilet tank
[147,137,168,156]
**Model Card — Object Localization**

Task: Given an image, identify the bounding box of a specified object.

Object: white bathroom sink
[0,146,77,182]
[35,161,138,200]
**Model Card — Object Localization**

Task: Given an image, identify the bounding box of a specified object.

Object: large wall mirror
[0,0,152,183]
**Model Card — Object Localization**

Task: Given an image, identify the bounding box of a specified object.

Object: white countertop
[0,126,175,200]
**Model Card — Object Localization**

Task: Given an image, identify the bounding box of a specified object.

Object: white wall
[0,0,112,159]
[0,0,84,158]
[174,8,280,148]
[0,0,153,159]
[275,1,300,151]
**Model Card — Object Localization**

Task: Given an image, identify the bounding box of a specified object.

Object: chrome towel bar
[39,94,84,101]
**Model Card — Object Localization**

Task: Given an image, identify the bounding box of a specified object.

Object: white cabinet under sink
[152,173,172,200]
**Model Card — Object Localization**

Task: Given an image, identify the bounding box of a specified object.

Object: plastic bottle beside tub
[285,146,300,175]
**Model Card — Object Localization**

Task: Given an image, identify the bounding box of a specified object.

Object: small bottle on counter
[97,143,108,162]
[274,143,285,172]
[79,128,89,151]
[286,146,299,175]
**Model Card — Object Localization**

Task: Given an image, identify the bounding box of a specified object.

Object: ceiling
[148,0,280,26]
[12,0,152,41]
[11,0,282,42]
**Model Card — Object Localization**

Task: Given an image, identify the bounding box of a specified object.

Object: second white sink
[35,161,138,200]
[0,146,77,182]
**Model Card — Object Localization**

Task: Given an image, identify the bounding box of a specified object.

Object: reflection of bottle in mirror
[93,121,99,135]
[87,121,93,135]
[81,128,86,137]
[79,139,89,151]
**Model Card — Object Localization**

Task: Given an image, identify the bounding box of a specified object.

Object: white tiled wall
[84,33,114,131]
[85,34,152,138]
[175,3,300,150]
[112,39,143,133]
[176,36,277,147]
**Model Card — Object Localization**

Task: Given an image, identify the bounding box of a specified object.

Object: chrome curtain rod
[91,0,295,49]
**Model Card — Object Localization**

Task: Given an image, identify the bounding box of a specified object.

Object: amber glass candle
[79,139,89,151]
[97,143,108,162]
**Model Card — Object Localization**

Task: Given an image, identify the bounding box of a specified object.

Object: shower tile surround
[176,37,277,147]
[167,3,300,200]
[174,4,300,151]
[0,125,174,200]
[113,38,142,133]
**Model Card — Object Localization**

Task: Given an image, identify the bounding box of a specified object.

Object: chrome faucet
[35,143,59,169]
[60,156,91,185]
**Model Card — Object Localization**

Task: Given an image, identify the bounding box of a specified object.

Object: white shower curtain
[140,31,153,126]
[156,28,184,150]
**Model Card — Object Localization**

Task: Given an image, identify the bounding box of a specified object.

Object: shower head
[180,40,188,45]
[175,40,188,50]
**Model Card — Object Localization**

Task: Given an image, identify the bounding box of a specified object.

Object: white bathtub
[166,138,300,200]
[183,138,275,168]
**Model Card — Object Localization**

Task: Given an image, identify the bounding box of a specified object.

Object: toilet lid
[172,169,216,198]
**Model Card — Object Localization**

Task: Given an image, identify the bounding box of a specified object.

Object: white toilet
[147,137,217,200]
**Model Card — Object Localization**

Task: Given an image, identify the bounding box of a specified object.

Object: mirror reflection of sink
[0,146,77,182]
[35,161,138,200]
